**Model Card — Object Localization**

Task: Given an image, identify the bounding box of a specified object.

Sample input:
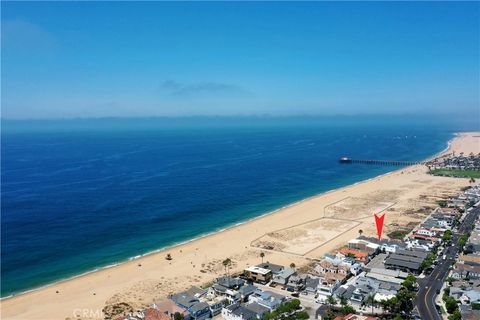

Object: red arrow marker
[374,213,385,240]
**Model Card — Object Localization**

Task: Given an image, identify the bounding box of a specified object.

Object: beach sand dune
[2,132,479,320]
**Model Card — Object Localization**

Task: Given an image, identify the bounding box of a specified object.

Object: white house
[414,227,435,237]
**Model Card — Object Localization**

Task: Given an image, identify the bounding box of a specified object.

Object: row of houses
[427,153,480,170]
[451,220,480,282]
[131,273,292,320]
[444,184,480,320]
[121,186,480,320]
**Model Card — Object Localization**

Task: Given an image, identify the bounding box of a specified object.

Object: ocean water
[0,118,460,297]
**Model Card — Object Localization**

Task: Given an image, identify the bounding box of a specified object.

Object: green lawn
[429,169,480,178]
[388,230,410,240]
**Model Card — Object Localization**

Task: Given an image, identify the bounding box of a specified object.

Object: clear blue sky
[1,1,479,119]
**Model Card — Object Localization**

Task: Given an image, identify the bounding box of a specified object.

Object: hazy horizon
[2,2,479,119]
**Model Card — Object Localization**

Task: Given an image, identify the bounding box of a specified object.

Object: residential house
[451,263,480,280]
[248,288,286,310]
[216,277,245,289]
[286,274,308,291]
[212,277,244,304]
[222,303,257,320]
[315,259,350,276]
[188,302,210,320]
[334,314,379,320]
[238,284,257,302]
[347,239,379,254]
[200,290,227,316]
[305,277,320,295]
[413,227,436,238]
[144,308,171,320]
[171,287,209,320]
[317,273,343,296]
[152,299,190,320]
[459,254,480,266]
[272,267,296,286]
[256,263,284,275]
[244,303,270,319]
[211,284,241,304]
[404,238,435,251]
[338,248,369,263]
[450,286,480,305]
[244,266,272,284]
[333,285,355,301]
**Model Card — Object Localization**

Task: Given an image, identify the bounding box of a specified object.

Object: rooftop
[257,263,284,274]
[339,247,369,259]
[245,266,271,275]
[225,303,256,320]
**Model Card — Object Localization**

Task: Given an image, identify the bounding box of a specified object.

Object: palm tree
[326,295,337,307]
[290,262,296,269]
[260,252,265,263]
[222,258,232,275]
[365,294,375,315]
[358,229,363,238]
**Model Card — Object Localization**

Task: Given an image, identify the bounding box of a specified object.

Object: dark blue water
[0,118,460,297]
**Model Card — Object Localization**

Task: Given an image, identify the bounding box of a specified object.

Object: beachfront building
[170,287,210,320]
[354,236,406,253]
[152,299,190,320]
[338,247,369,263]
[211,276,244,304]
[144,307,171,320]
[271,267,296,287]
[347,238,379,254]
[256,263,284,276]
[244,266,272,284]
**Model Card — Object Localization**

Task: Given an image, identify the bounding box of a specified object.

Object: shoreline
[2,132,479,320]
[1,134,453,300]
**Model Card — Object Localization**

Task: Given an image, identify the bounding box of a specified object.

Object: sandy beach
[2,132,479,320]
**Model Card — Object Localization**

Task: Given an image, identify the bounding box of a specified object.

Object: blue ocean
[0,117,470,297]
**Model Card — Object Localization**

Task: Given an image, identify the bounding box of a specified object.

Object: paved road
[415,206,480,320]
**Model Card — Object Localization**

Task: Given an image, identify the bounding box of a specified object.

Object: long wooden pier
[339,157,426,166]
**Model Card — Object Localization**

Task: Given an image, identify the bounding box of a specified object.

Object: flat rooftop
[245,266,271,275]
